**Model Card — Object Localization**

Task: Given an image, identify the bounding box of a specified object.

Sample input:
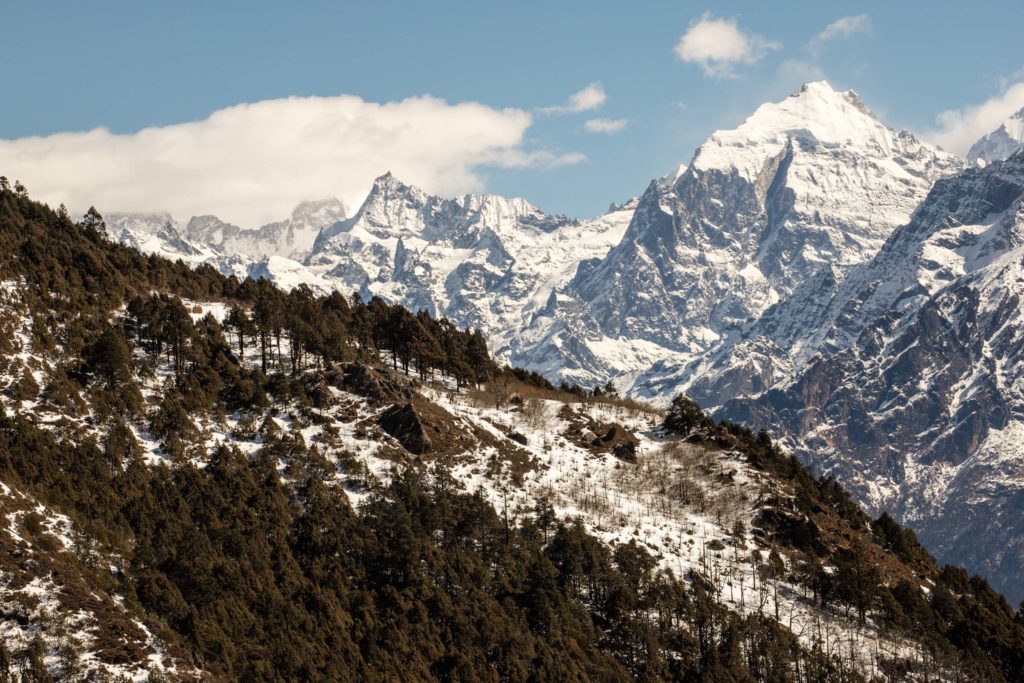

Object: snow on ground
[0,283,932,678]
[420,389,923,673]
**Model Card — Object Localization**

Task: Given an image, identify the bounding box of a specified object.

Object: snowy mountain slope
[0,276,963,680]
[0,282,199,681]
[967,106,1024,166]
[185,198,348,261]
[714,151,1024,602]
[104,197,347,266]
[518,82,963,391]
[306,172,637,359]
[0,479,194,681]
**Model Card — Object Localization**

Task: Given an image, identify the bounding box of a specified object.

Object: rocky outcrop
[378,403,432,454]
[330,362,408,404]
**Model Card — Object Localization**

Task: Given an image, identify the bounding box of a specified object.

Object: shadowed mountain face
[525,82,960,387]
[716,151,1024,603]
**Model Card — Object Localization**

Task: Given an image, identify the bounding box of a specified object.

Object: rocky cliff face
[528,82,962,389]
[715,151,1024,602]
[307,172,636,362]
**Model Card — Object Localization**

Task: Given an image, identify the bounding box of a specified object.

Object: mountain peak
[366,171,426,200]
[689,81,948,181]
[371,170,402,189]
[793,79,839,97]
[289,197,348,224]
[967,105,1024,166]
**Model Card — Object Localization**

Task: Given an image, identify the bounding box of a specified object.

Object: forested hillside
[0,182,1022,681]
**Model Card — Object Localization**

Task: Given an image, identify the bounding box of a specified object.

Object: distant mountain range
[102,81,1024,601]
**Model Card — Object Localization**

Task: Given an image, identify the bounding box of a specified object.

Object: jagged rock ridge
[713,151,1024,602]
[968,106,1024,167]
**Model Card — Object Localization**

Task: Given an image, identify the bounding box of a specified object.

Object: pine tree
[84,326,133,388]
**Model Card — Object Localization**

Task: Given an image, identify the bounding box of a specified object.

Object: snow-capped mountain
[305,172,636,359]
[89,81,1024,605]
[714,150,1024,602]
[185,198,348,261]
[967,106,1024,166]
[103,212,221,265]
[106,197,346,263]
[104,198,349,288]
[103,82,961,394]
[521,82,962,389]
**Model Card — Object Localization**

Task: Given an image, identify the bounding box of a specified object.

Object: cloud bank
[0,94,583,226]
[925,82,1024,155]
[675,13,780,78]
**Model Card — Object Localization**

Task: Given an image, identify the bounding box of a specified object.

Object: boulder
[612,441,637,462]
[331,362,407,403]
[378,402,432,454]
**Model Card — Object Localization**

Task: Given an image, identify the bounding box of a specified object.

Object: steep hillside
[0,185,1022,680]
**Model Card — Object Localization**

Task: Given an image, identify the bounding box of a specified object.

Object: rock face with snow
[307,172,636,360]
[522,82,961,388]
[967,106,1024,167]
[714,151,1024,602]
[104,198,348,290]
[185,198,348,261]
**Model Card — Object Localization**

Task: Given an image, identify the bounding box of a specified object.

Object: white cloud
[584,118,628,134]
[490,149,587,168]
[540,83,607,114]
[808,15,871,55]
[674,13,780,79]
[0,94,583,226]
[925,82,1024,154]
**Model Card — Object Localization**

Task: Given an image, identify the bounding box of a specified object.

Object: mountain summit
[967,105,1024,166]
[525,82,962,386]
[308,173,634,354]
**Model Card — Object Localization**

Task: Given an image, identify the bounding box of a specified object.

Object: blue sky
[3,1,1024,224]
